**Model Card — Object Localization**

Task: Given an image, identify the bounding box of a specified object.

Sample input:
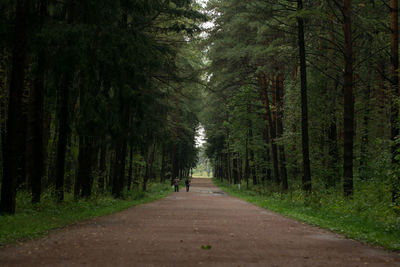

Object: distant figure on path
[185,179,190,192]
[173,178,180,192]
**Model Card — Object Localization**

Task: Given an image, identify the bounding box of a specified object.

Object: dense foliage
[202,0,400,217]
[0,0,205,213]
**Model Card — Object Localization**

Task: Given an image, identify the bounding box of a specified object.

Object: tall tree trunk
[112,100,129,197]
[0,95,5,180]
[226,128,232,184]
[260,74,280,186]
[390,0,400,204]
[108,150,115,190]
[359,68,371,180]
[171,92,180,181]
[160,144,166,183]
[42,111,51,180]
[56,72,70,202]
[327,78,339,187]
[143,140,156,192]
[232,155,238,184]
[0,50,7,176]
[134,163,141,188]
[342,0,354,197]
[271,77,277,133]
[127,145,133,190]
[276,74,288,191]
[19,108,27,189]
[98,140,106,193]
[297,0,311,194]
[64,136,73,192]
[249,127,257,185]
[238,153,242,186]
[76,136,93,198]
[244,134,249,189]
[220,158,224,181]
[47,120,58,187]
[325,12,339,188]
[112,138,127,198]
[224,152,228,182]
[91,142,100,174]
[328,118,339,186]
[261,121,272,183]
[0,0,30,214]
[27,0,47,204]
[54,0,74,202]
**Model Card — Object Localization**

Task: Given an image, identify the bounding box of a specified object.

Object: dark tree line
[0,0,205,214]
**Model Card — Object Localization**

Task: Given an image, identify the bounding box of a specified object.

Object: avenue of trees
[202,0,400,211]
[0,0,205,214]
[2,0,400,218]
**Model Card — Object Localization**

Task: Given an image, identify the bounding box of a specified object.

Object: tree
[342,0,354,197]
[297,0,311,193]
[0,0,30,214]
[390,0,399,204]
[26,0,47,204]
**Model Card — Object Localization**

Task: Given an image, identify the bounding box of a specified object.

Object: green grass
[0,182,171,246]
[213,178,400,251]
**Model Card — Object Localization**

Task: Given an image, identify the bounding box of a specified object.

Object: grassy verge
[213,178,400,251]
[0,182,171,246]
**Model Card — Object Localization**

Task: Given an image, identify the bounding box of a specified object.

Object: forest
[0,0,206,214]
[0,0,400,246]
[202,0,400,220]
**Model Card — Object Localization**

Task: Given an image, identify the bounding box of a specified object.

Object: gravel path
[0,178,399,266]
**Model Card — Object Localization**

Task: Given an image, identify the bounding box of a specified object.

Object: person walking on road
[185,179,190,192]
[173,177,180,192]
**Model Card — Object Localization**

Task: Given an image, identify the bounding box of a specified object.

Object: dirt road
[0,178,399,266]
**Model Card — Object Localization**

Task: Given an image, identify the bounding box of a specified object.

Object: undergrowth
[213,178,400,251]
[0,182,171,246]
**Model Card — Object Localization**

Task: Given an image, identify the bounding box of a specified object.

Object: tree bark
[112,138,127,198]
[327,77,339,187]
[76,136,93,198]
[0,51,7,176]
[297,0,311,194]
[232,155,238,184]
[171,92,180,181]
[143,140,156,192]
[0,0,30,214]
[112,97,129,197]
[160,144,166,183]
[226,128,232,184]
[127,145,133,190]
[260,74,280,186]
[98,140,106,193]
[238,153,242,186]
[244,134,249,189]
[0,86,6,179]
[276,74,288,191]
[55,72,70,202]
[108,150,115,189]
[46,119,58,187]
[390,0,400,204]
[249,127,257,185]
[27,0,47,204]
[359,68,371,180]
[54,0,74,202]
[342,0,354,197]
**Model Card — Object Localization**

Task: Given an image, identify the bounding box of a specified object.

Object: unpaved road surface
[1,178,399,266]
